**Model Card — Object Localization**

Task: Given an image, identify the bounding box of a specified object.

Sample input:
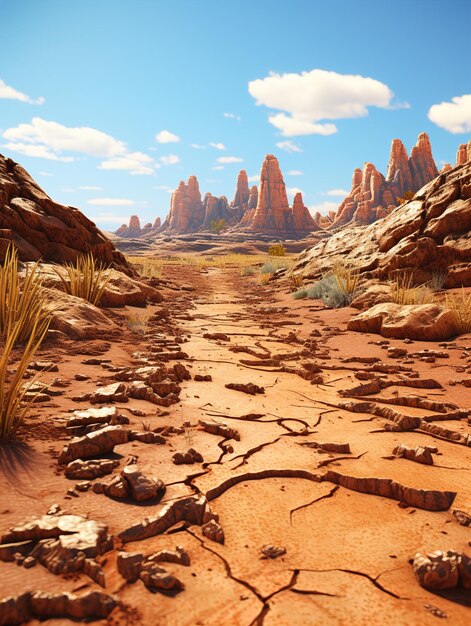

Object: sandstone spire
[248,155,292,232]
[292,192,319,232]
[232,170,250,209]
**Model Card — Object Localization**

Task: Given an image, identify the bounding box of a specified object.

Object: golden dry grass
[331,261,360,296]
[445,290,471,335]
[55,253,111,306]
[389,273,434,306]
[0,244,51,439]
[127,253,295,277]
[0,244,50,345]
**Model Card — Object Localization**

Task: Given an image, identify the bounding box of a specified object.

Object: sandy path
[0,265,470,625]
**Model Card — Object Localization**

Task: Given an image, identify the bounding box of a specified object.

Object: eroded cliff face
[0,154,128,270]
[294,157,471,287]
[330,133,439,229]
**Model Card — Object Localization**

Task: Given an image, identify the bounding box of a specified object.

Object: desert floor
[1,262,470,625]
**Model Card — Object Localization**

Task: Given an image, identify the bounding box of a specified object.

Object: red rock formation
[456,140,471,165]
[232,170,250,209]
[292,192,319,232]
[248,185,258,210]
[0,154,128,270]
[153,217,161,229]
[295,160,471,287]
[330,133,439,229]
[240,155,317,235]
[159,176,205,233]
[202,193,230,228]
[115,215,163,239]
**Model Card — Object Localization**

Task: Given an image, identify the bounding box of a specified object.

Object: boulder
[347,303,457,341]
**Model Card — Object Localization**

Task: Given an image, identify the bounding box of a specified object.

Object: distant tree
[210,218,227,234]
[396,190,415,205]
[268,243,286,257]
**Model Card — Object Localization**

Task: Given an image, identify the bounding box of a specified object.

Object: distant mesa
[116,157,321,240]
[329,132,439,229]
[113,133,470,243]
[115,214,162,239]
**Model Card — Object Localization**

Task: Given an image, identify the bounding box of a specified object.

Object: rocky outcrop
[347,303,458,341]
[248,185,258,210]
[295,160,471,287]
[330,133,439,229]
[202,193,230,228]
[240,155,318,235]
[115,215,163,239]
[292,192,320,232]
[0,154,128,271]
[456,140,471,166]
[159,176,205,233]
[231,170,250,210]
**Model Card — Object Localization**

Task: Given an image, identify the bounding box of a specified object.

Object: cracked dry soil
[0,264,470,625]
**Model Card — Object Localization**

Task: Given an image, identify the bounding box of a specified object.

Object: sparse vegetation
[293,287,308,299]
[55,253,111,306]
[241,266,255,276]
[259,273,272,285]
[268,243,286,257]
[396,190,415,205]
[288,272,303,291]
[298,263,361,308]
[445,290,471,335]
[427,269,449,292]
[390,273,434,305]
[0,244,50,345]
[0,303,51,440]
[210,218,228,234]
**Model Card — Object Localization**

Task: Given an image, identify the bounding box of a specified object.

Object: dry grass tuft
[445,290,471,336]
[259,273,272,285]
[56,253,111,306]
[389,273,434,306]
[332,261,360,297]
[0,244,50,345]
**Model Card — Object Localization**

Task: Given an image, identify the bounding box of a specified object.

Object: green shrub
[293,287,308,299]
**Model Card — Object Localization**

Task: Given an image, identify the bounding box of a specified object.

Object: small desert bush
[268,243,286,257]
[0,308,51,439]
[304,264,361,308]
[260,273,272,285]
[445,290,471,336]
[260,262,276,275]
[390,273,434,305]
[0,244,50,345]
[293,287,308,299]
[241,266,255,276]
[56,253,111,306]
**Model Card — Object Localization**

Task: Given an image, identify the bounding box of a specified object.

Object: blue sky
[1,0,470,229]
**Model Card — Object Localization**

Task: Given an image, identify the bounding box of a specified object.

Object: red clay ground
[0,263,470,625]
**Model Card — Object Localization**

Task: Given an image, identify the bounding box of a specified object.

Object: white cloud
[87,198,134,206]
[309,201,339,215]
[224,112,241,121]
[190,143,206,149]
[247,174,259,182]
[0,79,44,105]
[99,151,156,175]
[209,142,226,150]
[3,117,126,157]
[79,185,103,191]
[60,187,75,192]
[155,184,172,190]
[249,69,400,136]
[271,114,337,136]
[287,170,303,176]
[212,165,224,170]
[276,140,302,153]
[39,171,53,176]
[3,141,74,161]
[156,130,180,143]
[287,187,303,201]
[325,188,349,196]
[428,94,471,134]
[88,212,131,225]
[160,154,180,165]
[216,156,243,164]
